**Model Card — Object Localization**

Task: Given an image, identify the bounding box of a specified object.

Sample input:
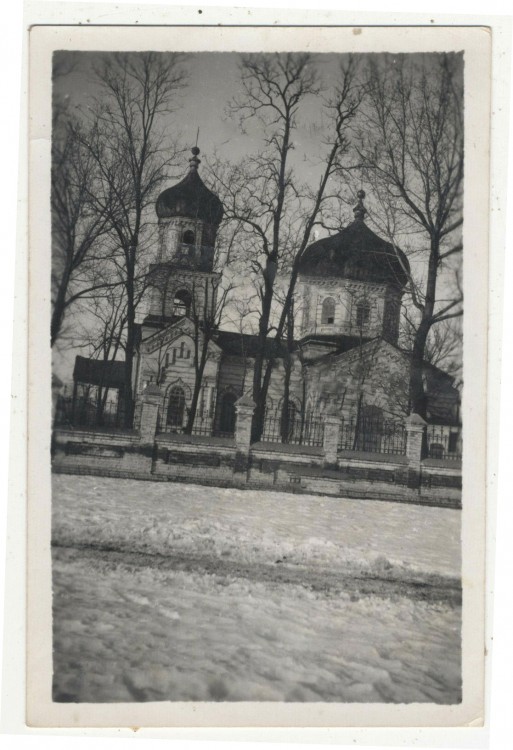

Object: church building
[129,147,460,443]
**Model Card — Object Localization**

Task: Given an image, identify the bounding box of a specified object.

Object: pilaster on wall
[404,413,427,489]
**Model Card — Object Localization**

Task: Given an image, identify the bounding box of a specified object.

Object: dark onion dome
[155,147,224,225]
[298,191,410,288]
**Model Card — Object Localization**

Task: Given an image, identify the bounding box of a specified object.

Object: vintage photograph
[49,46,465,705]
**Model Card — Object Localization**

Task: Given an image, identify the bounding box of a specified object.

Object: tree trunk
[51,270,72,346]
[408,236,439,417]
[185,348,209,434]
[353,392,364,451]
[251,265,275,441]
[409,321,430,418]
[123,291,136,429]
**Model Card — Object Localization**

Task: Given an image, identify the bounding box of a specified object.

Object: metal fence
[261,411,325,448]
[156,411,235,438]
[54,395,124,430]
[338,414,407,455]
[425,424,462,461]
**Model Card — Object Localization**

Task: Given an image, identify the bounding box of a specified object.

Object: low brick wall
[153,432,241,485]
[52,428,153,475]
[248,445,425,504]
[419,459,462,506]
[52,427,461,508]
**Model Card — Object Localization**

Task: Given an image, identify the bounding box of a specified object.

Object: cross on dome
[189,146,201,172]
[353,190,367,221]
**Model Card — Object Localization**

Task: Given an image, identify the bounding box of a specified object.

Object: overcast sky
[53,51,358,197]
[52,51,463,382]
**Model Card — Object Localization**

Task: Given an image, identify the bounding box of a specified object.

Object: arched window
[173,289,192,317]
[321,297,336,325]
[167,386,186,428]
[357,404,383,452]
[356,300,371,329]
[219,392,237,436]
[182,230,195,245]
[287,400,298,424]
[283,399,299,442]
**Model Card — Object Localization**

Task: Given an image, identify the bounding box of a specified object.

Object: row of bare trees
[207,51,463,435]
[52,51,463,432]
[52,52,186,426]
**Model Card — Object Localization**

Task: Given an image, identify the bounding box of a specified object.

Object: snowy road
[52,474,462,703]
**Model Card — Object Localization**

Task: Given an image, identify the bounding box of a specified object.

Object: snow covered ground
[52,474,462,703]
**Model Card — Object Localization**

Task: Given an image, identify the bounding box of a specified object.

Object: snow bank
[52,475,461,578]
[51,475,461,704]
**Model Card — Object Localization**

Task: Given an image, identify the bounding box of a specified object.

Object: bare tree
[210,53,363,440]
[356,53,464,417]
[51,112,113,346]
[75,52,187,426]
[74,284,128,424]
[185,277,234,434]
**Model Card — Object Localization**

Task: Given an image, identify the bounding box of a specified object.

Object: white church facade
[125,148,460,445]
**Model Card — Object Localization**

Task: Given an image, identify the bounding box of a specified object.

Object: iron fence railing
[54,396,124,430]
[338,414,407,455]
[156,411,230,438]
[55,391,461,462]
[425,424,462,461]
[261,411,325,448]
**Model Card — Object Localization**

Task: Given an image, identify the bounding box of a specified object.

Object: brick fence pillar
[233,393,256,476]
[323,413,342,464]
[405,412,427,489]
[235,393,256,451]
[51,373,63,425]
[139,385,163,445]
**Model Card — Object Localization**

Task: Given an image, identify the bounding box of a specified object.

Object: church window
[321,297,336,325]
[356,300,371,329]
[285,399,299,441]
[383,297,399,341]
[287,400,298,424]
[173,289,192,317]
[167,386,186,428]
[182,230,195,245]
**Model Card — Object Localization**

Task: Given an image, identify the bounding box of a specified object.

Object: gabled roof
[298,333,371,358]
[214,330,288,358]
[140,315,222,356]
[310,336,460,424]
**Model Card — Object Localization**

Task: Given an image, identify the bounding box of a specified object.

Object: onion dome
[298,191,410,288]
[155,147,224,225]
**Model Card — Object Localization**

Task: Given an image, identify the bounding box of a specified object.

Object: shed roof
[73,356,125,390]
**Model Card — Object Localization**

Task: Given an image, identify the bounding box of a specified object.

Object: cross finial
[189,145,201,172]
[353,189,367,221]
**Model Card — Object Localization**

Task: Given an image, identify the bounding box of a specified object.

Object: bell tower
[145,147,224,324]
